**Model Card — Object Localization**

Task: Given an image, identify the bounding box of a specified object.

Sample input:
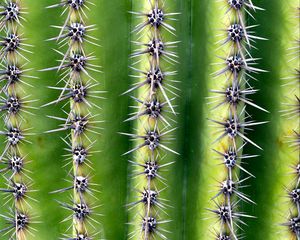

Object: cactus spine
[207,1,267,239]
[123,0,179,239]
[0,0,37,239]
[43,0,102,238]
[281,4,300,239]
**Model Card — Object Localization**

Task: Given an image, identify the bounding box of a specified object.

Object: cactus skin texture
[205,1,268,240]
[0,1,37,239]
[122,1,180,239]
[0,1,299,240]
[280,4,300,240]
[42,0,103,239]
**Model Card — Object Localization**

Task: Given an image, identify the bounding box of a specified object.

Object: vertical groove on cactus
[281,5,300,239]
[0,1,37,239]
[42,1,102,238]
[122,0,179,239]
[207,1,267,239]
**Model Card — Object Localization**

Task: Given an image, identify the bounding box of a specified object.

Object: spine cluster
[123,0,179,239]
[208,1,267,239]
[282,6,300,239]
[0,0,36,239]
[44,1,102,238]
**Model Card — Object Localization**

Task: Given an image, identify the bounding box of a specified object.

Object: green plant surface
[241,1,299,240]
[125,1,182,239]
[1,0,132,239]
[0,0,298,239]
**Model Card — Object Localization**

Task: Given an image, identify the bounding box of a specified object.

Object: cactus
[0,0,37,239]
[41,0,102,238]
[122,1,180,239]
[0,0,299,240]
[204,1,268,239]
[280,4,300,239]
